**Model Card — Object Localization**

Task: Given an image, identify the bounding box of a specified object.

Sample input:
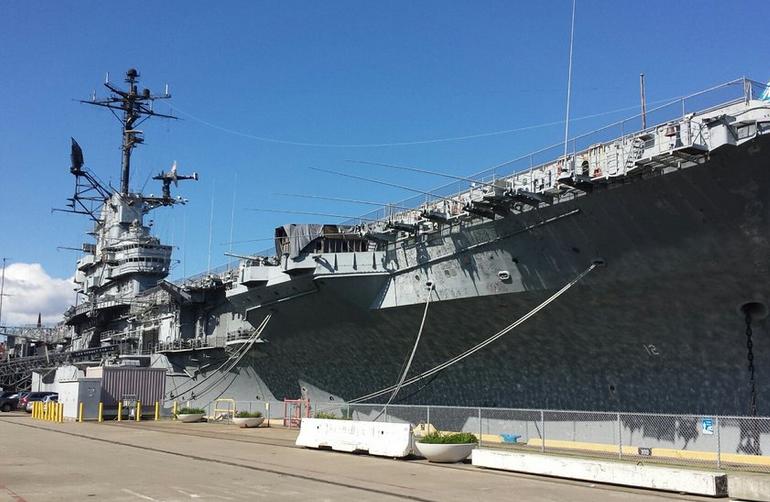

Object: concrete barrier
[471,448,728,497]
[525,438,770,467]
[729,473,770,501]
[296,418,413,458]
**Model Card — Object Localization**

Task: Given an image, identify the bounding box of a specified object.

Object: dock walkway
[0,413,725,501]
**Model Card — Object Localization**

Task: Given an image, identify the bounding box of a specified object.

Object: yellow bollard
[45,402,49,421]
[78,402,84,423]
[98,402,103,423]
[172,401,178,420]
[32,402,37,419]
[136,401,142,422]
[117,401,123,422]
[154,401,160,421]
[58,403,63,423]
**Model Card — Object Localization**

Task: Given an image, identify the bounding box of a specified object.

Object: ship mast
[82,68,177,195]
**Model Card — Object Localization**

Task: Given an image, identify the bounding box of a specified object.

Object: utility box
[58,378,102,420]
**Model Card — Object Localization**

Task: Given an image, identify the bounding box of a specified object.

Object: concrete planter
[233,416,264,428]
[415,442,475,463]
[177,413,205,423]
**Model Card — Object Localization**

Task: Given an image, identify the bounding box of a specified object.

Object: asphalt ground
[0,412,724,502]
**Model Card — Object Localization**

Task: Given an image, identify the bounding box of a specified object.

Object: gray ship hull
[165,135,770,416]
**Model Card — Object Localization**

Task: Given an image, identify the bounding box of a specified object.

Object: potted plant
[233,410,264,428]
[176,407,206,423]
[415,431,478,463]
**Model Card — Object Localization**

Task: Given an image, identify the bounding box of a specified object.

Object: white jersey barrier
[472,449,728,497]
[296,418,413,458]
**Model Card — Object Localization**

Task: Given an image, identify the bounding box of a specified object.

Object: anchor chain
[745,311,758,417]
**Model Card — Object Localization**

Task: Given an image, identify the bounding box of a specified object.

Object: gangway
[0,345,119,390]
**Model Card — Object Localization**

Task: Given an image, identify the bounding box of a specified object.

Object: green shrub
[418,431,478,444]
[177,407,205,415]
[315,411,343,420]
[235,410,263,418]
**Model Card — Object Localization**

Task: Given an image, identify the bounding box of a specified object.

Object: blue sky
[1,0,768,296]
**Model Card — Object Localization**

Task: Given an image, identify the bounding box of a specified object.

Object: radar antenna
[52,138,111,221]
[81,68,177,195]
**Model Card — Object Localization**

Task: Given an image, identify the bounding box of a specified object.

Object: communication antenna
[562,0,577,163]
[0,258,6,328]
[81,68,177,195]
[640,73,648,129]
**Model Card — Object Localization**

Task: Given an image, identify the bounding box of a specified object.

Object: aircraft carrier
[4,69,770,417]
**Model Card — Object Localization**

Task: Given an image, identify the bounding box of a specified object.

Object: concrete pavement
[0,414,717,501]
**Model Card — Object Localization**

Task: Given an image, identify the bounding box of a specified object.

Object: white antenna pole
[640,73,647,129]
[0,257,6,328]
[182,207,187,278]
[562,0,577,163]
[228,173,237,257]
[207,180,216,274]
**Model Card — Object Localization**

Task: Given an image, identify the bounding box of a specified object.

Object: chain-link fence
[102,398,770,472]
[308,402,770,473]
[87,399,770,472]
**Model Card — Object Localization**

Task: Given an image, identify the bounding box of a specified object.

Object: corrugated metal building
[86,367,166,406]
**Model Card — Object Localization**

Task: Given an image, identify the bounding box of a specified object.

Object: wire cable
[169,99,679,149]
[373,284,434,420]
[350,262,597,403]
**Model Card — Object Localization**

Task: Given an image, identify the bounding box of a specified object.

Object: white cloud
[0,263,75,326]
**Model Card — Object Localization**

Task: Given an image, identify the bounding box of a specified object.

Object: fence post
[540,410,545,453]
[478,408,483,447]
[617,412,622,459]
[716,416,721,469]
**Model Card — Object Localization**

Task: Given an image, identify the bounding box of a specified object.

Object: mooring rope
[165,314,271,400]
[185,315,272,401]
[372,284,435,421]
[350,262,598,404]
